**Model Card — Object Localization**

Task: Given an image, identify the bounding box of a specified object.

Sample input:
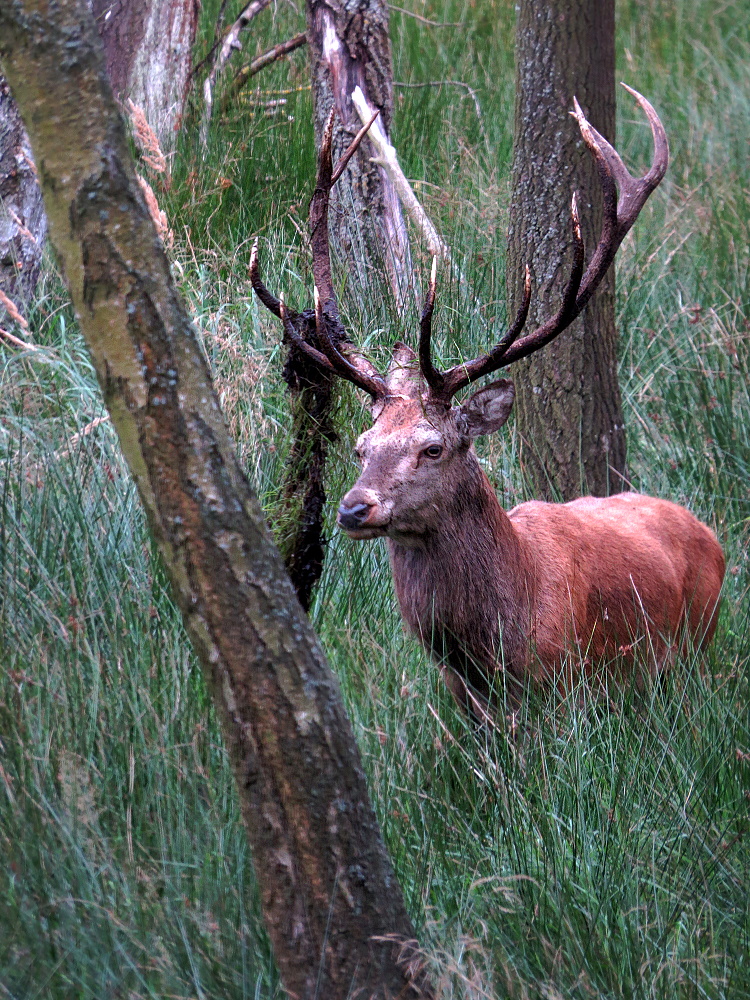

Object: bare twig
[7,207,37,244]
[53,415,111,462]
[0,325,38,352]
[350,86,450,263]
[394,79,488,146]
[222,33,308,114]
[0,288,29,330]
[387,4,460,27]
[201,0,272,144]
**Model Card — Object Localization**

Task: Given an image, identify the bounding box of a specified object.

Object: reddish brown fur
[338,368,725,720]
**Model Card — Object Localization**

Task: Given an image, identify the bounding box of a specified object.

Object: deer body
[251,88,725,721]
[390,473,724,712]
[340,381,724,717]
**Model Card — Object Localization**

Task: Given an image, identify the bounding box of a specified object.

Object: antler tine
[312,286,388,400]
[570,84,668,310]
[419,255,445,395]
[423,85,667,401]
[279,296,337,374]
[481,193,585,372]
[253,106,387,400]
[309,108,337,312]
[250,239,283,318]
[332,108,380,185]
[437,263,535,400]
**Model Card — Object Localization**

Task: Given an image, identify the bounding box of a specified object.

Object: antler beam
[251,107,387,400]
[420,85,668,404]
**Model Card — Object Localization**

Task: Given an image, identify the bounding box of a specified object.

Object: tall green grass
[1,1,748,997]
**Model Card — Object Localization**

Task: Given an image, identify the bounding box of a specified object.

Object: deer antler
[251,107,387,400]
[419,85,668,404]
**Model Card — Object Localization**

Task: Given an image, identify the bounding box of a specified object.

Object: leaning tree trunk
[507,0,626,499]
[0,74,46,316]
[306,0,412,304]
[91,0,199,149]
[0,3,433,998]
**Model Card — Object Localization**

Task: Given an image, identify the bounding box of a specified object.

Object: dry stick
[350,88,490,339]
[53,415,111,461]
[0,288,41,352]
[387,4,460,27]
[351,85,451,264]
[394,79,488,148]
[0,288,29,330]
[0,325,38,351]
[221,33,308,115]
[201,0,272,145]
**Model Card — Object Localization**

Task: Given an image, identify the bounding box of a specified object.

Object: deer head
[251,87,668,547]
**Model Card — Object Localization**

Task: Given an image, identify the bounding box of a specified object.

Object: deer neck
[387,453,533,679]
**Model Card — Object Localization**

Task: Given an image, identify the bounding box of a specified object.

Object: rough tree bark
[0,74,46,315]
[91,0,199,148]
[0,3,433,998]
[306,0,412,303]
[507,0,626,499]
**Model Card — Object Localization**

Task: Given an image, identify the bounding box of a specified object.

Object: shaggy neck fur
[387,452,533,703]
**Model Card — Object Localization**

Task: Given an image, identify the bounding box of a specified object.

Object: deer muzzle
[337,487,389,537]
[337,501,373,531]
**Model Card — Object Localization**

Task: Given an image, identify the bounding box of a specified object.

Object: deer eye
[422,444,443,460]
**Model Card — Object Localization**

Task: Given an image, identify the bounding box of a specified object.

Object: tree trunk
[306,0,412,304]
[91,0,199,148]
[0,4,433,998]
[0,74,46,315]
[507,0,626,499]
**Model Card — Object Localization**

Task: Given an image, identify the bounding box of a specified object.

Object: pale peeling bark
[307,0,413,304]
[507,0,626,499]
[0,4,432,998]
[91,0,199,148]
[0,74,46,312]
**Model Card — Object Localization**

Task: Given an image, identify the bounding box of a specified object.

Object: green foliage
[1,1,748,997]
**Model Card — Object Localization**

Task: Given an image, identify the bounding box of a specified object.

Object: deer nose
[337,501,373,530]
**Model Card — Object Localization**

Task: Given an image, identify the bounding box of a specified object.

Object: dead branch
[387,4,460,27]
[350,85,450,263]
[221,32,307,114]
[201,0,272,145]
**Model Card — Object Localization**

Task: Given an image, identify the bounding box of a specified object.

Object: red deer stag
[251,88,725,722]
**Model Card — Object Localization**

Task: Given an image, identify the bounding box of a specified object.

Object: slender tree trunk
[507,0,627,499]
[306,0,412,304]
[0,4,433,997]
[0,74,46,314]
[91,0,199,148]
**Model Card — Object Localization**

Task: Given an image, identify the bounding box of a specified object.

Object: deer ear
[457,379,515,438]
